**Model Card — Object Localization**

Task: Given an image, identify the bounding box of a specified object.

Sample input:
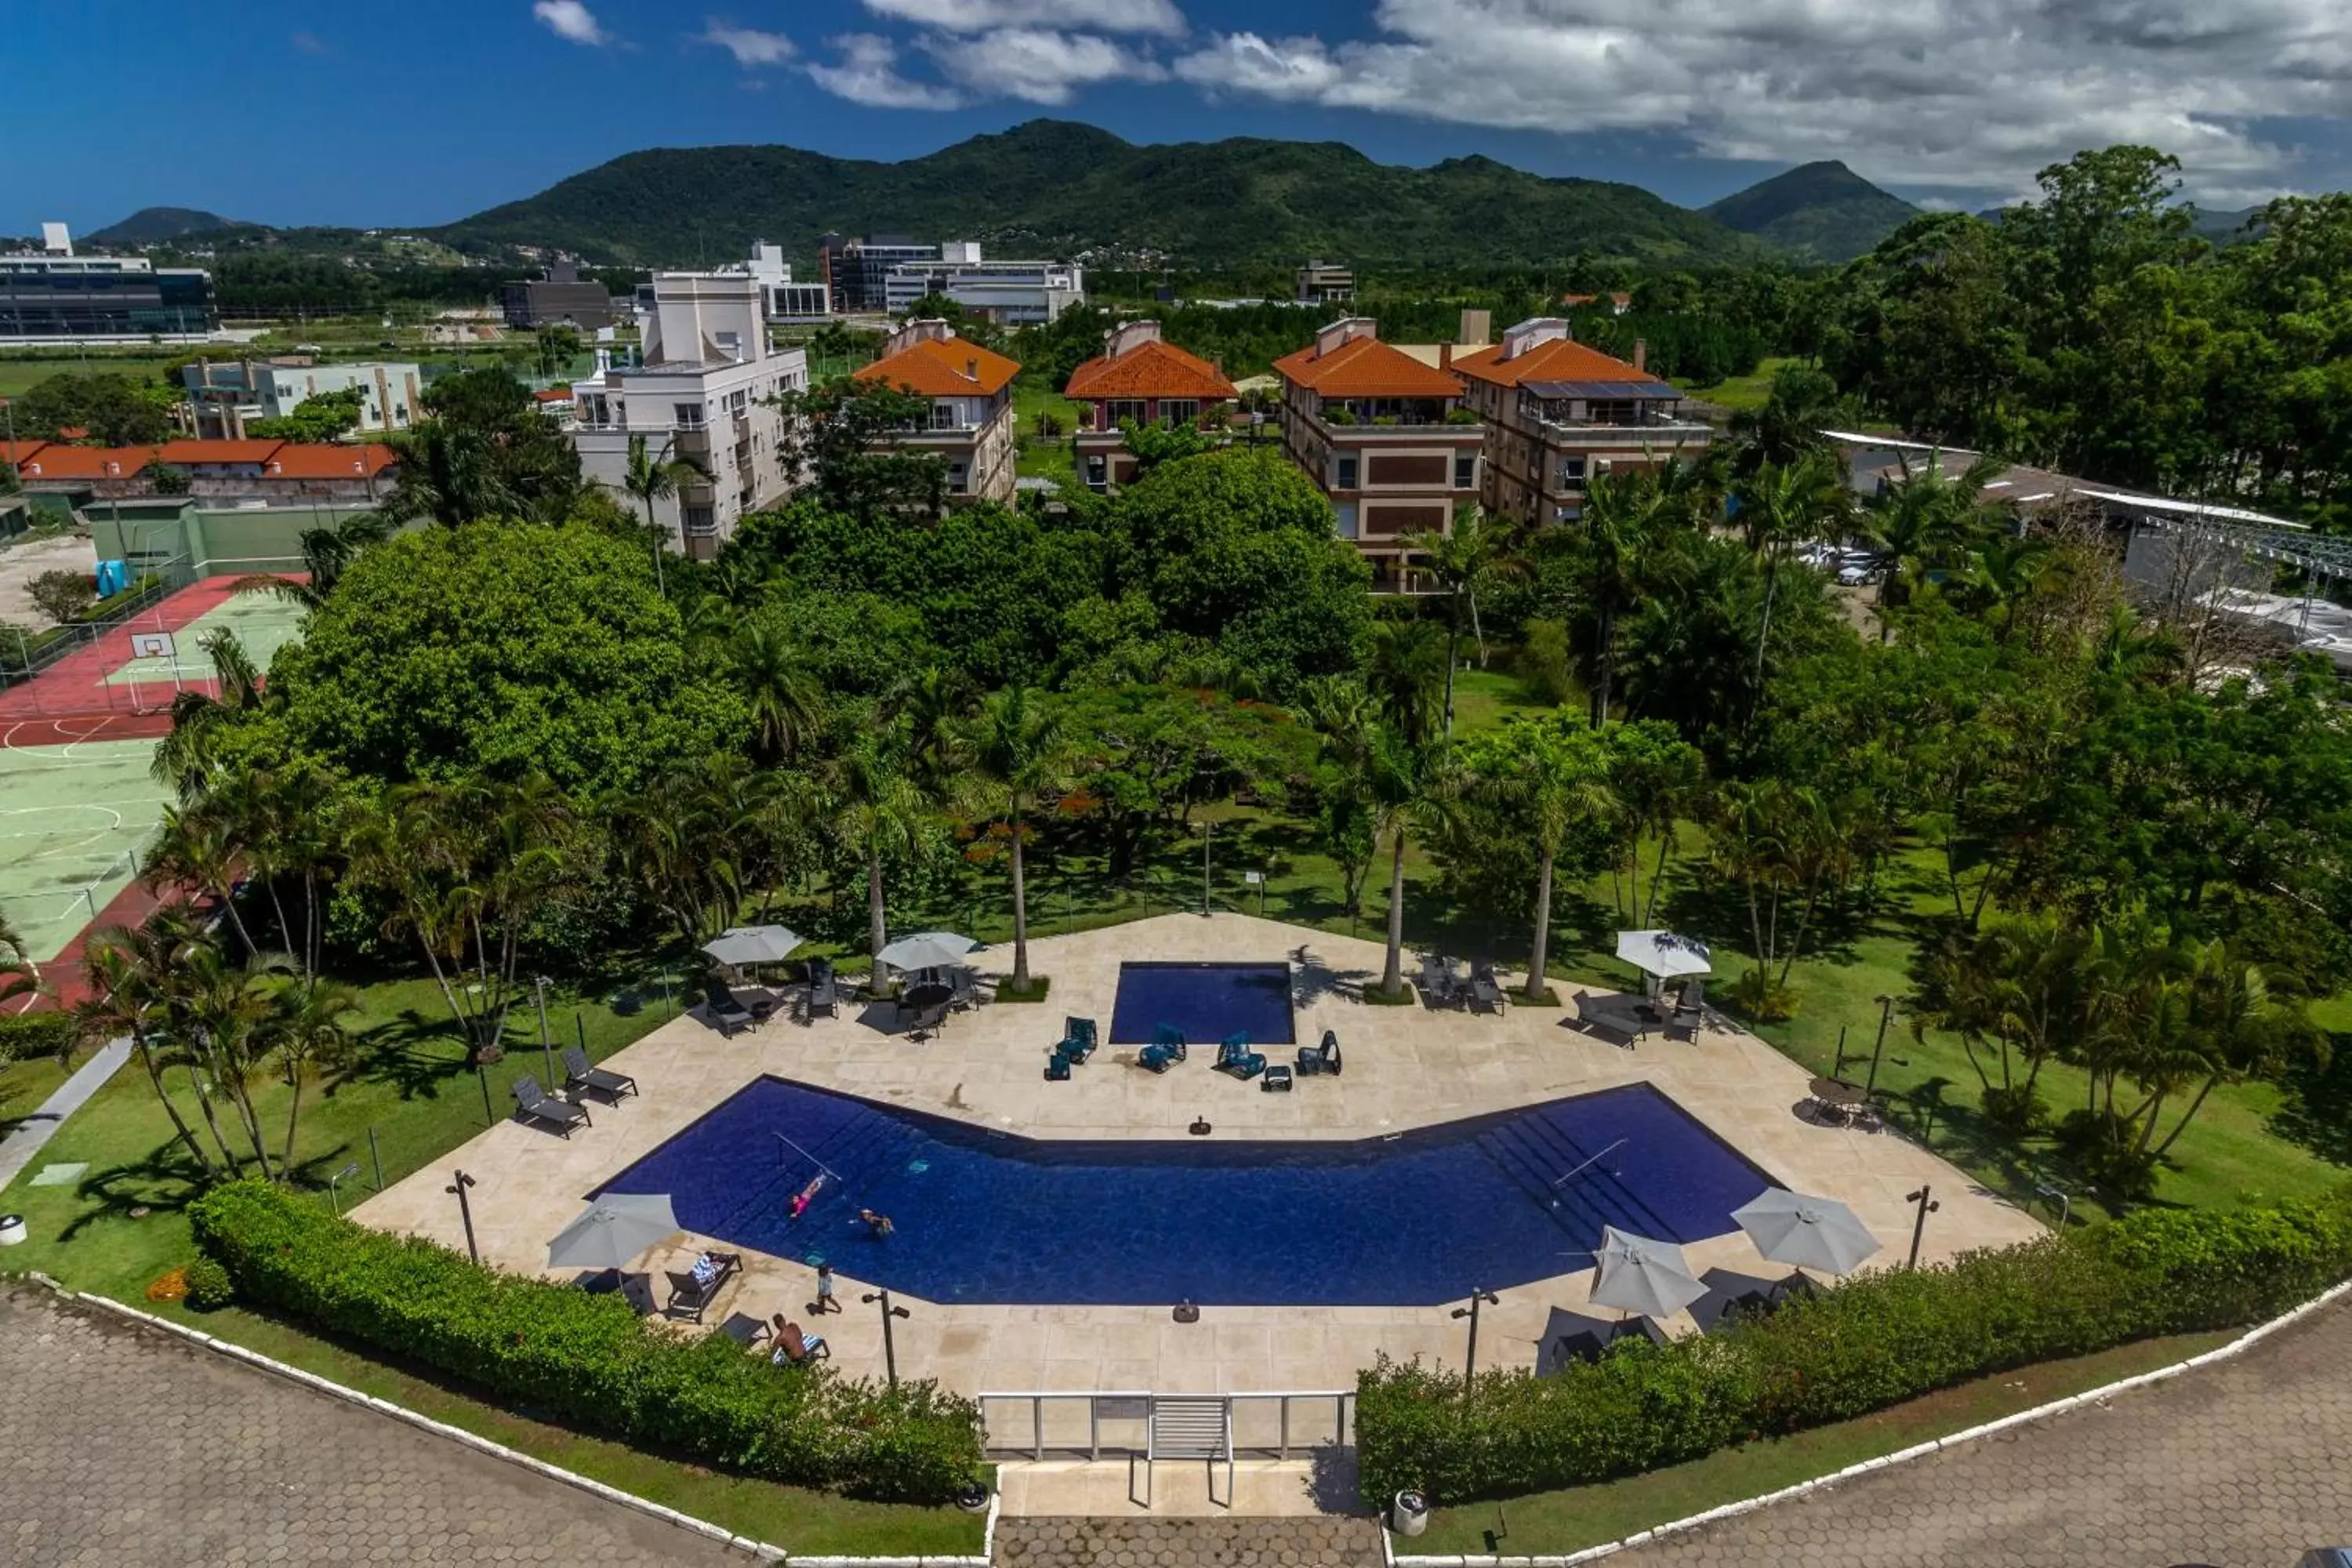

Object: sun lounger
[511,1076,590,1137]
[1419,954,1458,1008]
[1570,991,1639,1049]
[562,1045,637,1102]
[1138,1024,1187,1073]
[702,978,754,1036]
[773,1319,831,1365]
[664,1252,740,1323]
[949,967,979,1011]
[1214,1032,1266,1080]
[1469,958,1507,1014]
[1297,1028,1342,1076]
[1045,1051,1073,1081]
[803,956,838,1022]
[1056,1018,1097,1065]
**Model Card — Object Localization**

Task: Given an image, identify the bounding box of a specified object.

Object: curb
[1390,1274,2352,1566]
[28,1275,995,1566]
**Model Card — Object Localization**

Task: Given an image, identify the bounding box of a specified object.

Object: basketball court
[0,732,173,964]
[103,588,308,688]
[0,573,307,724]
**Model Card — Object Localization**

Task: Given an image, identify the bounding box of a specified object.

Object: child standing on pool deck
[815,1261,837,1313]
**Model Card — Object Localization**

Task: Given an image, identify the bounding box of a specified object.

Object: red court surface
[1,712,176,747]
[14,873,180,1014]
[0,574,252,728]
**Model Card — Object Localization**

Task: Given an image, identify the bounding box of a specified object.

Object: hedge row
[190,1181,982,1502]
[1359,1190,2352,1504]
[0,1008,73,1064]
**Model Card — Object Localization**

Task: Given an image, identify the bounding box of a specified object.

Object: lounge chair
[1055,1018,1097,1065]
[1138,1023,1188,1073]
[1570,991,1639,1049]
[906,1001,949,1042]
[949,967,979,1011]
[1469,958,1508,1014]
[664,1252,740,1323]
[702,978,754,1036]
[803,956,838,1022]
[511,1076,590,1137]
[1044,1051,1073,1081]
[1297,1028,1342,1076]
[562,1045,637,1102]
[772,1319,830,1366]
[1418,954,1457,1009]
[1214,1031,1266,1080]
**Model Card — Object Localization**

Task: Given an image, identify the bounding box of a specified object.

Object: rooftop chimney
[1458,307,1491,347]
[965,356,980,382]
[1439,343,1453,371]
[1633,339,1647,372]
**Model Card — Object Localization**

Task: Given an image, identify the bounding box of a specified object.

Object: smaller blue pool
[1108,961,1294,1046]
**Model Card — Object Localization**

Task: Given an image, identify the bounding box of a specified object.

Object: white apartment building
[639,242,831,324]
[882,241,1083,324]
[180,358,425,439]
[569,271,808,559]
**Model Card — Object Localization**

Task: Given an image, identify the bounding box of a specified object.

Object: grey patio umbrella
[1588,1225,1708,1322]
[703,925,803,968]
[546,1192,681,1272]
[1732,1189,1883,1277]
[1613,930,1713,980]
[875,931,979,972]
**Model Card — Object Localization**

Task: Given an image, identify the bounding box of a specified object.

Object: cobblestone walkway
[995,1516,1385,1566]
[1620,1300,2352,1567]
[0,1284,751,1567]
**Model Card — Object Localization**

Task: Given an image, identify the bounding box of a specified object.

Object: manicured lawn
[1011,375,1080,481]
[0,354,181,397]
[1687,354,1798,415]
[1410,1327,2234,1555]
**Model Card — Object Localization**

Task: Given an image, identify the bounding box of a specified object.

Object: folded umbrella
[1588,1225,1708,1321]
[1732,1189,1882,1277]
[546,1192,681,1272]
[703,925,803,968]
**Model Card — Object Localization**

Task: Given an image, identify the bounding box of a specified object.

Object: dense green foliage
[442,120,1768,268]
[1358,1189,2352,1504]
[190,1180,984,1501]
[1703,161,1919,263]
[6,370,177,445]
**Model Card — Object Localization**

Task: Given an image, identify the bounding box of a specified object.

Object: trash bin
[1392,1490,1428,1537]
[0,1214,26,1247]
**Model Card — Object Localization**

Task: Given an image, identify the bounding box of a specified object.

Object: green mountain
[441,120,1769,269]
[1703,161,1918,263]
[87,206,256,245]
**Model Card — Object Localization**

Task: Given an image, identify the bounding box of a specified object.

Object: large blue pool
[597,1077,1777,1305]
[1108,960,1294,1046]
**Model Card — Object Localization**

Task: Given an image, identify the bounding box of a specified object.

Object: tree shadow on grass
[56,1139,213,1245]
[326,1008,472,1104]
[2265,1030,2352,1170]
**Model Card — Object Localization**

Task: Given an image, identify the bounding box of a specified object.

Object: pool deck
[352,913,2042,1515]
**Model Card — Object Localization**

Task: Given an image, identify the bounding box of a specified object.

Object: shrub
[182,1257,234,1311]
[191,1181,982,1501]
[1444,408,1483,425]
[0,1009,73,1064]
[1516,619,1574,706]
[1356,1189,2352,1505]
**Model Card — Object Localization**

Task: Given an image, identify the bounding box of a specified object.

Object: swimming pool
[596,1077,1777,1305]
[1107,960,1294,1046]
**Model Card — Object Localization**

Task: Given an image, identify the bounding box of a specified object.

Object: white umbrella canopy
[546,1193,681,1272]
[1732,1189,1883,1277]
[703,926,804,968]
[876,931,980,972]
[1588,1225,1708,1321]
[1614,930,1713,981]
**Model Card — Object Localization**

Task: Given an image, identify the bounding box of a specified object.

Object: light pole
[1867,993,1896,1096]
[1200,821,1212,918]
[1904,1184,1940,1270]
[447,1171,481,1265]
[326,1160,361,1217]
[862,1289,912,1388]
[1450,1288,1500,1382]
[535,975,556,1091]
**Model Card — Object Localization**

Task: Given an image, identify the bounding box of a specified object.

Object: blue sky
[7,0,2347,235]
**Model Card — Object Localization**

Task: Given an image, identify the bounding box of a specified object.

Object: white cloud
[863,0,1187,36]
[807,34,969,109]
[532,1,608,47]
[695,19,796,67]
[925,27,1166,104]
[1171,0,2352,201]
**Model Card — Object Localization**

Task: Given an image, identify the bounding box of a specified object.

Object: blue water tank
[94,559,129,596]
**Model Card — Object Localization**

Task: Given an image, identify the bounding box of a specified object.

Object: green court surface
[0,738,170,962]
[105,590,309,688]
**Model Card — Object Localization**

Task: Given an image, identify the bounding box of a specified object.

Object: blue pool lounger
[1215,1032,1266,1080]
[1138,1024,1188,1073]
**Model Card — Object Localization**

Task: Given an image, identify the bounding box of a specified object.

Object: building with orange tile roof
[1271,318,1484,593]
[1452,318,1711,527]
[11,439,397,503]
[852,320,1021,506]
[1063,322,1239,489]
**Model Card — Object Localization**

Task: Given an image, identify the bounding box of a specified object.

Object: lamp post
[1867,993,1896,1096]
[446,1171,481,1265]
[326,1160,361,1217]
[1200,821,1212,918]
[1904,1184,1940,1270]
[862,1289,912,1388]
[1450,1288,1500,1382]
[535,975,556,1091]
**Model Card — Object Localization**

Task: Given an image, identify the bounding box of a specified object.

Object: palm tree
[1733,452,1850,719]
[825,732,932,975]
[1575,468,1677,725]
[75,913,216,1177]
[728,623,825,767]
[1,913,40,1014]
[1860,451,2006,637]
[1963,534,2054,642]
[262,973,358,1170]
[1399,504,1522,739]
[970,687,1071,993]
[1367,619,1447,749]
[1460,721,1617,1003]
[150,627,268,802]
[619,434,708,596]
[145,800,263,958]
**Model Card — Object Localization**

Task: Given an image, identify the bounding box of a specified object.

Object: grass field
[0,354,181,399]
[1687,355,1798,414]
[1012,374,1081,482]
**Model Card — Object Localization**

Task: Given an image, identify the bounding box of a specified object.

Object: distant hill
[1703,162,1918,263]
[2187,205,2267,243]
[87,206,259,245]
[440,120,1769,270]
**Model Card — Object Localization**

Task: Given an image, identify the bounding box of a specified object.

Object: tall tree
[970,687,1071,993]
[1401,503,1521,738]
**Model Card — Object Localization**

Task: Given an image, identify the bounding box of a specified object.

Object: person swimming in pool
[788,1171,826,1219]
[859,1208,894,1238]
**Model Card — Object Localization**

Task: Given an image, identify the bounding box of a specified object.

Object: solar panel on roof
[1520,379,1683,401]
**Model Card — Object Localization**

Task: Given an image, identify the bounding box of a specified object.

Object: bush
[182,1257,234,1311]
[0,1009,73,1064]
[1356,1189,2352,1506]
[190,1181,982,1501]
[1516,619,1573,706]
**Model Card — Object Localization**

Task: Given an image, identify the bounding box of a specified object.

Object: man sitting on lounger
[770,1314,827,1364]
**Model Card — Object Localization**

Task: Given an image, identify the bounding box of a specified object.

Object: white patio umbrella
[702,925,803,968]
[1732,1189,1883,1277]
[1613,931,1713,980]
[546,1192,681,1272]
[876,931,980,973]
[1588,1225,1708,1322]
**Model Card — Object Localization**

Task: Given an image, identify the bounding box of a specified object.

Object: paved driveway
[1620,1300,2352,1567]
[0,1284,751,1567]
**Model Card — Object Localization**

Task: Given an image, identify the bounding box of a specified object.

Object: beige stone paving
[355,913,2041,1474]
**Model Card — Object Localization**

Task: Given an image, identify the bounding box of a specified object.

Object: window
[1084,453,1107,488]
[1160,399,1199,426]
[1454,452,1476,488]
[1558,456,1587,488]
[931,401,957,430]
[1104,399,1148,426]
[1335,502,1359,539]
[1334,454,1359,491]
[947,461,969,493]
[673,402,704,430]
[681,505,717,535]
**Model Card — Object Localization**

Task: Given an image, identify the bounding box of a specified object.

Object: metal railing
[977,1389,1354,1462]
